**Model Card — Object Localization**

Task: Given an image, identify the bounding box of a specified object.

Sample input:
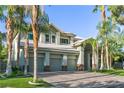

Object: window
[28,33,33,40]
[52,35,56,43]
[45,34,50,43]
[60,38,69,44]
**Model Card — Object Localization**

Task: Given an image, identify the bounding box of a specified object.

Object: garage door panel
[50,58,62,71]
[84,52,87,70]
[37,58,44,72]
[28,57,33,72]
[67,59,76,71]
[28,57,44,72]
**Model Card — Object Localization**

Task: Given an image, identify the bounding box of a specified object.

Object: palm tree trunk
[6,17,13,76]
[105,38,110,70]
[33,48,38,82]
[101,6,110,70]
[32,5,39,82]
[101,6,106,21]
[109,54,112,69]
[6,48,12,76]
[100,46,104,70]
[24,34,29,75]
[16,33,20,69]
[92,46,96,70]
[96,43,99,70]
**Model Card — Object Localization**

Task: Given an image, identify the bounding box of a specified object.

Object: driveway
[38,71,124,88]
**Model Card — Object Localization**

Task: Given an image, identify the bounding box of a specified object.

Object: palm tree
[6,6,18,76]
[82,38,98,70]
[93,5,110,70]
[88,39,97,70]
[108,30,124,68]
[14,6,26,68]
[100,6,110,70]
[24,5,49,82]
[23,24,31,75]
[24,32,29,75]
[96,33,105,70]
[0,6,18,76]
[97,13,121,70]
[13,6,32,71]
[100,46,104,70]
[13,6,34,75]
[31,5,40,82]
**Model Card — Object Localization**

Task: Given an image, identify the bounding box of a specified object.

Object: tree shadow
[38,71,99,78]
[38,71,124,88]
[54,80,124,88]
[51,74,110,83]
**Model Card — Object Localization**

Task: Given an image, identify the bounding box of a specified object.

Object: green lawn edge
[95,69,124,76]
[0,77,53,88]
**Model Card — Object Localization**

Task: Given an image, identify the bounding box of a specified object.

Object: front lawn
[96,69,124,76]
[0,77,52,88]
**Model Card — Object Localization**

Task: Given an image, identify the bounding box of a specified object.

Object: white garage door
[67,59,77,71]
[50,58,62,71]
[67,55,77,71]
[28,53,44,72]
[50,54,62,71]
[28,57,44,72]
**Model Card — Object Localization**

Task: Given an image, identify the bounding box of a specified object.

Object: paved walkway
[38,71,124,88]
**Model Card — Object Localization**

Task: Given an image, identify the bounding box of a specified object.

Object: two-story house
[12,23,94,72]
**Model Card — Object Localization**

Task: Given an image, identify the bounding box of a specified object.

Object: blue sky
[45,5,102,38]
[0,5,107,38]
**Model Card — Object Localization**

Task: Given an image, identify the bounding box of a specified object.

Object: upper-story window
[52,35,56,43]
[45,34,50,43]
[28,33,33,40]
[60,38,69,44]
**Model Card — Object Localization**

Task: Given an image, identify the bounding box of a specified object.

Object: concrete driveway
[38,71,124,88]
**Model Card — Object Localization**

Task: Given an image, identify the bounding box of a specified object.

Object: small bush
[6,67,24,78]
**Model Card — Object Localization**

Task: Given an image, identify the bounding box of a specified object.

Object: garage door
[84,52,88,71]
[28,57,33,72]
[37,58,44,72]
[67,59,77,71]
[50,58,62,71]
[28,57,44,72]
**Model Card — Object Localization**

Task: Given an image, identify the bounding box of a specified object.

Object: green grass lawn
[0,77,52,88]
[96,69,124,76]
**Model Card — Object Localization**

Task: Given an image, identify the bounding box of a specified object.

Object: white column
[77,46,84,71]
[44,52,50,66]
[87,53,91,70]
[95,47,99,70]
[19,49,24,66]
[39,33,42,43]
[70,37,74,45]
[14,39,18,61]
[56,32,60,45]
[39,33,45,43]
[62,54,67,66]
[77,46,84,65]
[13,34,19,62]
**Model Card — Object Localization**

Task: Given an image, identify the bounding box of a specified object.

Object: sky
[0,5,106,39]
[45,5,102,39]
